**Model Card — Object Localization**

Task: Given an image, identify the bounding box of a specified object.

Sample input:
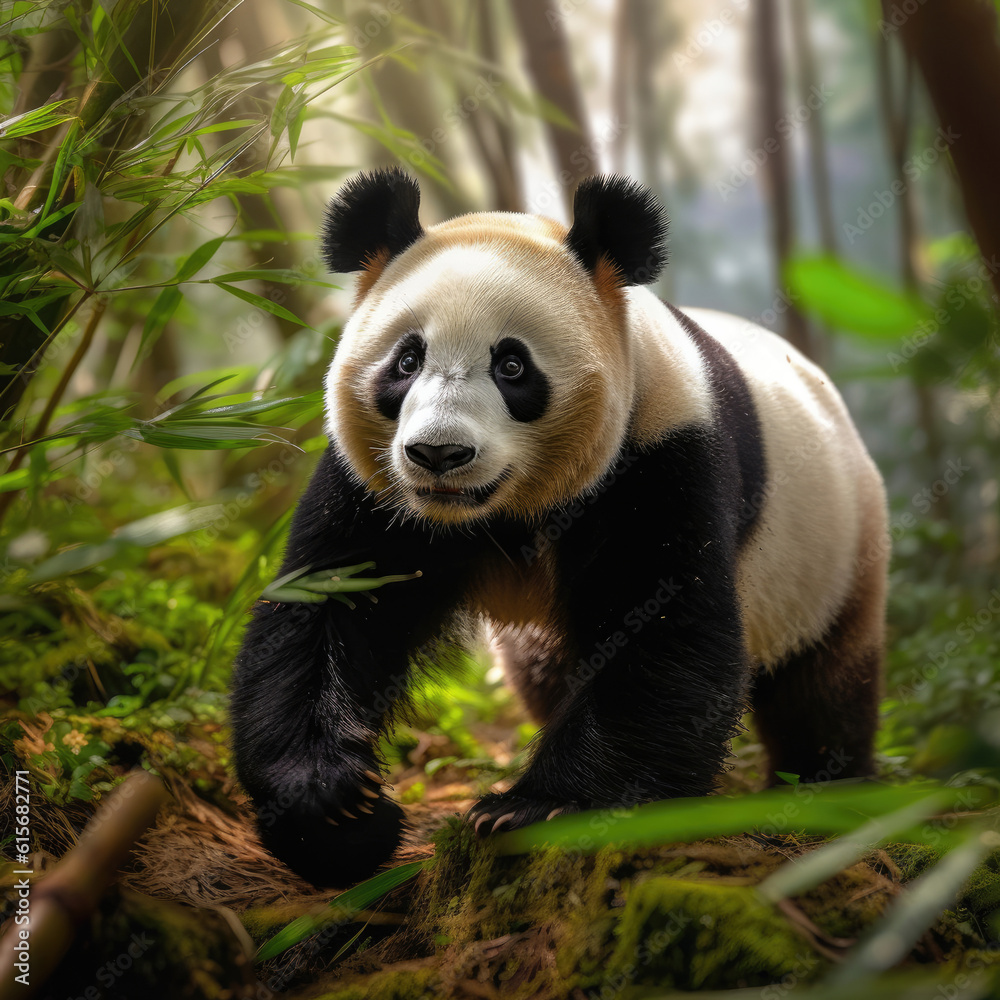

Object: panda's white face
[325,221,635,525]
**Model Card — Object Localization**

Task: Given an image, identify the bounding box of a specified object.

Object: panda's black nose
[405,443,476,473]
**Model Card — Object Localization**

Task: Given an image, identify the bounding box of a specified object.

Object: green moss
[959,850,1000,924]
[603,878,822,991]
[308,967,440,999]
[885,842,943,881]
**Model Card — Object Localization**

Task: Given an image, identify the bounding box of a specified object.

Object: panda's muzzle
[415,480,500,506]
[404,442,476,473]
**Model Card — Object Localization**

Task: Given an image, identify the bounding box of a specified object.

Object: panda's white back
[630,293,886,667]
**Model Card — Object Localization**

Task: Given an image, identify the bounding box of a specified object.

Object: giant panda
[230,168,888,887]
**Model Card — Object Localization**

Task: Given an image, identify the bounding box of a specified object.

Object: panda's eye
[497,355,524,380]
[397,350,421,376]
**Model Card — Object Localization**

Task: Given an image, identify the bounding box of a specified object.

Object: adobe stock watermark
[854,457,971,578]
[527,117,629,216]
[673,0,749,71]
[716,84,832,202]
[567,578,683,696]
[520,453,639,566]
[223,253,323,353]
[350,0,413,50]
[887,255,1000,373]
[843,126,960,245]
[405,75,503,172]
[878,0,930,38]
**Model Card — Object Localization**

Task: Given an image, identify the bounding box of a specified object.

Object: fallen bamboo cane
[0,769,169,998]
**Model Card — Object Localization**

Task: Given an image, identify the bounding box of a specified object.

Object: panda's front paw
[466,791,579,837]
[254,763,405,886]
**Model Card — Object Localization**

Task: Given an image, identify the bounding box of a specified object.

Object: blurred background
[1,0,999,816]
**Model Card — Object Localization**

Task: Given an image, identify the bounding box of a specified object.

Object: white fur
[325,217,883,667]
[681,307,885,665]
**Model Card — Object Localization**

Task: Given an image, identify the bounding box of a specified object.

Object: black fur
[667,304,767,546]
[468,424,750,834]
[320,167,424,274]
[490,337,551,422]
[374,332,425,421]
[233,382,754,882]
[565,174,669,285]
[230,445,505,886]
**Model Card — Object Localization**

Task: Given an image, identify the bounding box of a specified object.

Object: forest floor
[3,706,999,1000]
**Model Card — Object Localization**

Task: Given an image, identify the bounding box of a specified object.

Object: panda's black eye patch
[374,333,425,420]
[490,337,549,422]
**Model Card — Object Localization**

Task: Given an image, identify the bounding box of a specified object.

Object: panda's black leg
[469,572,751,834]
[231,596,411,886]
[751,579,885,784]
[231,446,471,885]
[469,432,754,835]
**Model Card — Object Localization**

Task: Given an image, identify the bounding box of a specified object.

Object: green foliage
[785,254,931,341]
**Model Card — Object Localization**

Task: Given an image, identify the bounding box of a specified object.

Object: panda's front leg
[469,566,750,835]
[230,445,465,886]
[231,594,412,886]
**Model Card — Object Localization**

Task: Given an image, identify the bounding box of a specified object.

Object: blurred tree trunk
[875,32,949,519]
[885,0,1000,303]
[751,0,812,358]
[509,0,592,214]
[418,0,522,212]
[789,0,835,366]
[199,3,316,344]
[471,0,523,211]
[789,1,835,255]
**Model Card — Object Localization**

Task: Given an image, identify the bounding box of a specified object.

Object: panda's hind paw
[467,792,578,837]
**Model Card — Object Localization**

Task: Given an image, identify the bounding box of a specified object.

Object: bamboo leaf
[256,861,425,962]
[784,254,931,341]
[213,281,308,326]
[174,235,227,282]
[496,782,994,856]
[136,285,183,361]
[757,791,950,903]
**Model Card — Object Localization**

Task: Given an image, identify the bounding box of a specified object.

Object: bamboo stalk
[0,771,169,1000]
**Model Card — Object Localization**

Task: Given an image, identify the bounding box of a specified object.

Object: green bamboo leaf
[214,281,307,326]
[784,254,931,341]
[256,861,425,962]
[26,504,226,582]
[757,791,950,903]
[261,563,421,602]
[496,782,993,856]
[204,268,334,287]
[0,100,77,138]
[174,235,227,282]
[136,285,183,362]
[195,389,323,419]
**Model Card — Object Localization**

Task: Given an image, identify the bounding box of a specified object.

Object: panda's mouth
[415,481,500,506]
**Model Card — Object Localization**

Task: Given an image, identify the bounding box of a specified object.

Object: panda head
[321,168,668,525]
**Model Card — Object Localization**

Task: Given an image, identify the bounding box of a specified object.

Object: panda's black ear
[565,175,668,286]
[321,168,424,273]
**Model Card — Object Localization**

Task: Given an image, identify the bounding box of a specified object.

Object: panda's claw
[490,811,518,832]
[340,808,357,820]
[467,792,580,837]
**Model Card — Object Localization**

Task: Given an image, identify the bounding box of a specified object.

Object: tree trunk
[509,0,592,214]
[885,0,1000,302]
[751,0,812,357]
